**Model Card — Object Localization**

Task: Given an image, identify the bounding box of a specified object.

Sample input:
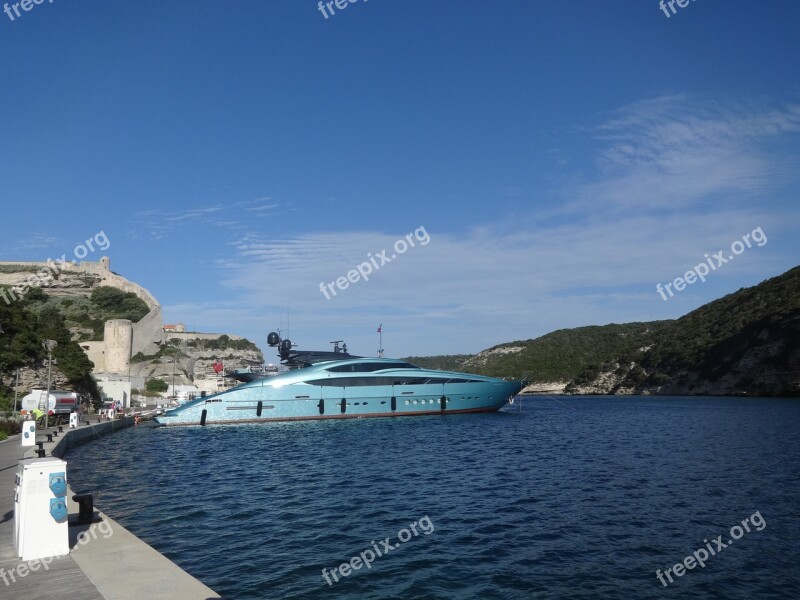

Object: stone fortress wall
[166,331,246,342]
[0,257,164,374]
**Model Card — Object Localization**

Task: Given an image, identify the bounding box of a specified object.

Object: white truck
[20,390,82,419]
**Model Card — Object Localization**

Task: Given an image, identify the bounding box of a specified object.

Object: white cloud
[565,97,800,211]
[171,97,800,356]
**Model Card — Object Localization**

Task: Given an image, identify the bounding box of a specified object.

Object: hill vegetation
[403,355,472,371]
[185,335,259,352]
[0,286,101,409]
[131,335,260,365]
[408,266,800,397]
[36,286,151,341]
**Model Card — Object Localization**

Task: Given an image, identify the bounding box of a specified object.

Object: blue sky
[1,1,799,358]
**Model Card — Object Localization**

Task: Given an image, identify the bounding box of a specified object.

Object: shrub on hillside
[0,419,21,436]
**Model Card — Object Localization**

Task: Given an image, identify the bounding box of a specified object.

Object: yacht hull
[155,378,522,427]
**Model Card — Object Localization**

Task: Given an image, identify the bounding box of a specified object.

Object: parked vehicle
[20,390,81,422]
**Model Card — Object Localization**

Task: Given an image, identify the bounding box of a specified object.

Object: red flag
[212,361,223,373]
[377,325,382,333]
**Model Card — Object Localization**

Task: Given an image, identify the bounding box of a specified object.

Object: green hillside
[35,286,150,341]
[0,287,101,409]
[402,354,472,372]
[404,322,669,382]
[408,266,800,396]
[466,322,670,381]
[648,267,798,372]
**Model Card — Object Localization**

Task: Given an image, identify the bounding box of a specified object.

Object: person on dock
[31,408,45,428]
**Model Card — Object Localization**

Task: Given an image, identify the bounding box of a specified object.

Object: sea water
[67,396,800,599]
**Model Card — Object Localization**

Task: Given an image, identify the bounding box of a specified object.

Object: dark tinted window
[303,375,481,387]
[326,362,418,373]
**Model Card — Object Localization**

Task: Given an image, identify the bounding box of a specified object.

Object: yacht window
[325,362,418,373]
[303,374,479,387]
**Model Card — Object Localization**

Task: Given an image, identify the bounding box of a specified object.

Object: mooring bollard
[58,426,64,432]
[35,449,46,458]
[46,433,53,442]
[72,494,96,525]
[36,441,44,451]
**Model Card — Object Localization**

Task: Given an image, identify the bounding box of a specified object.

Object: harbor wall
[5,418,222,599]
[50,416,136,459]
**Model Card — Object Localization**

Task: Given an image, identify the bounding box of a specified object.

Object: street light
[42,339,57,430]
[0,324,5,415]
[13,368,19,415]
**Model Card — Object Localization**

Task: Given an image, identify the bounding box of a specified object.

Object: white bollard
[21,421,36,447]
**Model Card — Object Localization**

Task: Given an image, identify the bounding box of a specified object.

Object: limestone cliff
[0,259,264,391]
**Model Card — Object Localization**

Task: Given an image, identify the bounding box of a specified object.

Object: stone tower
[104,319,133,374]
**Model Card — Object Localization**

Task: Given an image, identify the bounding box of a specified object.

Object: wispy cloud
[215,213,793,354]
[175,96,800,356]
[128,198,281,240]
[0,233,89,259]
[244,203,279,213]
[564,96,800,212]
[164,206,225,222]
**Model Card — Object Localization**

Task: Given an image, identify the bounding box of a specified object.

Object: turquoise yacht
[155,332,524,426]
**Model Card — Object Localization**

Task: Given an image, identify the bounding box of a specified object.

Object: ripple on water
[65,397,800,599]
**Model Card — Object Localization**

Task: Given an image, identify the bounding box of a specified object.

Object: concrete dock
[1,418,221,599]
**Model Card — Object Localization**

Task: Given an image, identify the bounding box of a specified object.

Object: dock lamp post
[0,323,3,408]
[14,369,19,414]
[42,339,57,430]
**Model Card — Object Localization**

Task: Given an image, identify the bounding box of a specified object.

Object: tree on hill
[408,266,800,396]
[0,288,101,406]
[90,287,150,323]
[145,378,168,393]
